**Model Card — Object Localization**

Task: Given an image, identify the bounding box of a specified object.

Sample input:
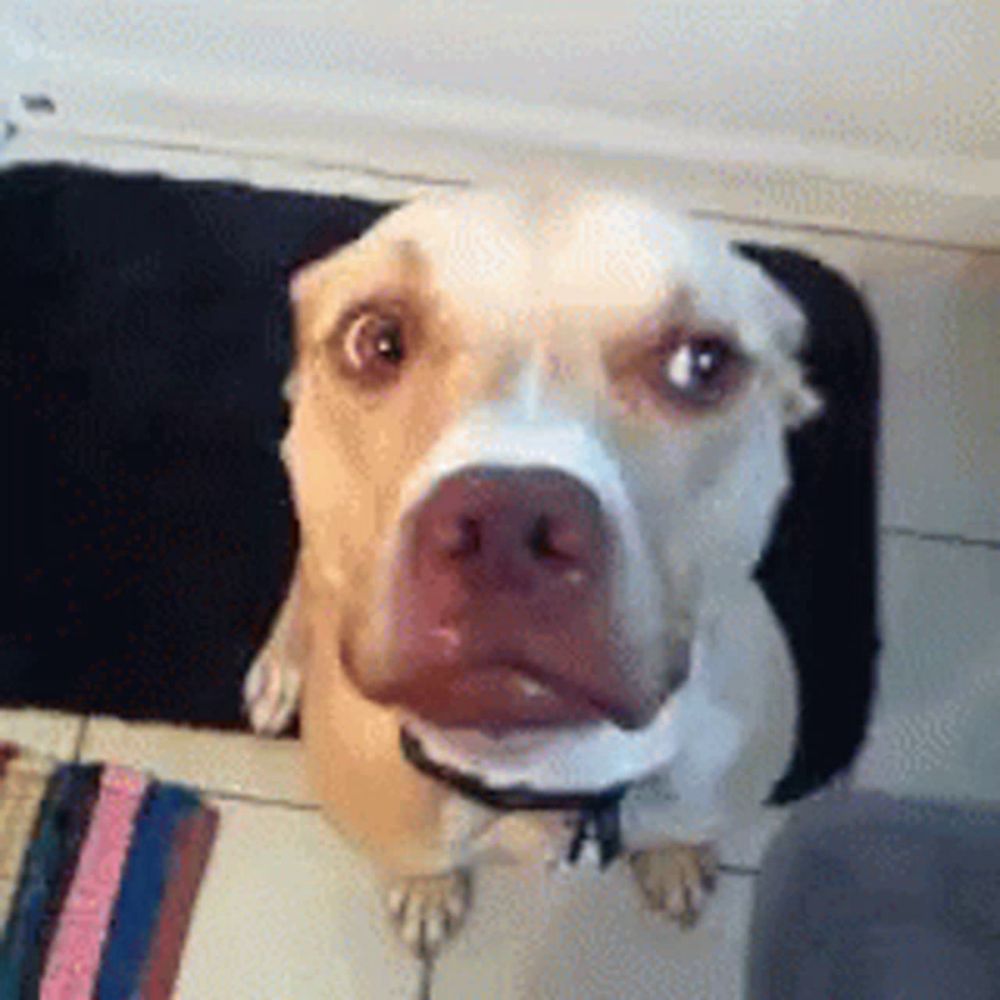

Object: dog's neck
[400,728,628,867]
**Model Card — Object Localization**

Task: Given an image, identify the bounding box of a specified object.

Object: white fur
[247,183,813,863]
[384,389,667,670]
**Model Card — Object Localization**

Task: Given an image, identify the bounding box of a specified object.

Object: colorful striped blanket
[0,742,218,999]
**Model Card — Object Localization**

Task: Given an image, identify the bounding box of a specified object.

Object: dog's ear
[741,256,807,355]
[287,198,399,308]
[732,249,822,428]
[288,256,328,310]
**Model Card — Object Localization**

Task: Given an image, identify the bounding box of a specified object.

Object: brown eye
[660,332,744,408]
[340,308,408,382]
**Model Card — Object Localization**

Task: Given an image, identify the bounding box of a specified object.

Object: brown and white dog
[244,183,818,955]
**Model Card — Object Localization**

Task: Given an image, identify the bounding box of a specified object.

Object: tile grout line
[70,716,89,763]
[718,862,761,878]
[200,787,323,811]
[417,954,435,1000]
[882,525,1000,552]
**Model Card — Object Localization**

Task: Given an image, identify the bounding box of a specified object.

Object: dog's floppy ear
[286,197,399,306]
[733,248,822,428]
[289,198,397,272]
[288,256,328,310]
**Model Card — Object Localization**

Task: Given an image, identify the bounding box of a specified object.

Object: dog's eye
[660,333,743,408]
[340,308,408,381]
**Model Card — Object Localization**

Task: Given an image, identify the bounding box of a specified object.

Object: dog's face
[286,186,816,782]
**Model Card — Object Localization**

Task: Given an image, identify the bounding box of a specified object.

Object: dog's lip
[452,665,596,715]
[405,658,638,733]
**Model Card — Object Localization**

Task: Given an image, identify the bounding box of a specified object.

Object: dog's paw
[242,654,301,735]
[629,840,719,928]
[387,869,472,958]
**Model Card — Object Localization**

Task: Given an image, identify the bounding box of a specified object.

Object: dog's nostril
[527,516,555,559]
[437,515,481,558]
[527,515,583,563]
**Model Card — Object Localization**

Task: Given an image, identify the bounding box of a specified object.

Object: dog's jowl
[244,184,818,956]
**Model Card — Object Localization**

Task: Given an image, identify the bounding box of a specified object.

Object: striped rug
[0,742,218,999]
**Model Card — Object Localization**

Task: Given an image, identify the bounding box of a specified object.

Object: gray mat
[747,790,1000,999]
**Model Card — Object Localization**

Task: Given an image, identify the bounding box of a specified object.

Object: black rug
[0,165,879,804]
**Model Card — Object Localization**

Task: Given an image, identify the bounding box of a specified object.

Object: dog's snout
[417,466,608,591]
[366,465,660,733]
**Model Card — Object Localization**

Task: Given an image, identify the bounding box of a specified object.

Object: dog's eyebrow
[600,296,748,383]
[331,238,431,313]
[323,239,434,339]
[605,286,739,351]
[389,237,429,281]
[343,237,433,308]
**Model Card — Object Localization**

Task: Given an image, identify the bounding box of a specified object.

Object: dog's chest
[442,797,622,869]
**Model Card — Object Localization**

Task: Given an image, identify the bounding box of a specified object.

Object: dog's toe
[629,840,719,928]
[387,870,472,958]
[243,656,301,735]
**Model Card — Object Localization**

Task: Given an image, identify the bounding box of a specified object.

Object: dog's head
[286,185,818,787]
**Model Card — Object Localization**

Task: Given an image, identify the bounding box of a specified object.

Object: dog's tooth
[515,675,549,699]
[431,626,461,650]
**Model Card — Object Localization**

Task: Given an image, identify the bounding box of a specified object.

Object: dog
[243,182,819,956]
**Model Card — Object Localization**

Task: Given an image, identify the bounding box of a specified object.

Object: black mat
[0,165,879,804]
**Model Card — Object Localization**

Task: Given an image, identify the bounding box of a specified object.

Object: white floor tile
[820,241,999,544]
[0,708,84,759]
[862,248,1000,543]
[853,535,1000,803]
[710,224,1000,545]
[434,860,755,999]
[717,805,792,872]
[175,798,420,1000]
[80,717,316,805]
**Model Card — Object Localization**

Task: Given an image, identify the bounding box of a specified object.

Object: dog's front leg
[623,584,797,926]
[386,868,473,957]
[619,770,722,927]
[628,839,720,928]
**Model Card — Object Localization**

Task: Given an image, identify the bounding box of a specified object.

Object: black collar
[400,728,628,868]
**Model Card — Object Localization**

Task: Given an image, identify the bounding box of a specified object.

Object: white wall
[2,1,998,244]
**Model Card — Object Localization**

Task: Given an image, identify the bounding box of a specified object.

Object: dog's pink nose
[415,466,607,593]
[357,465,658,733]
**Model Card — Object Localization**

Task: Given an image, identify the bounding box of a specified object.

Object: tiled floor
[3,131,999,998]
[3,708,773,1000]
[0,708,84,761]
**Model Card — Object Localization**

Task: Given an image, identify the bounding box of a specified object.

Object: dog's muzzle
[356,465,656,733]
